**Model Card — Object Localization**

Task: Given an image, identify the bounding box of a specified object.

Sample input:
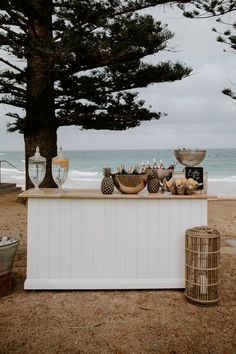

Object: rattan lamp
[185,226,221,305]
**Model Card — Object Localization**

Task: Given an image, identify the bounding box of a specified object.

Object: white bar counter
[20,189,209,290]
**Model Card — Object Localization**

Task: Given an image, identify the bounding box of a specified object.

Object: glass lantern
[52,147,69,189]
[28,146,46,189]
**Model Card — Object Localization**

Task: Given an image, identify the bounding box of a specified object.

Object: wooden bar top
[19,188,212,200]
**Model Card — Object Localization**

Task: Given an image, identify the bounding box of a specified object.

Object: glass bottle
[28,146,46,189]
[51,147,69,189]
[167,161,178,170]
[152,158,158,169]
[141,161,146,173]
[159,159,164,169]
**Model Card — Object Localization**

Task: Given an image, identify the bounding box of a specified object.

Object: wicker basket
[185,226,220,305]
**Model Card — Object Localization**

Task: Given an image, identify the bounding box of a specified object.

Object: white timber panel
[48,199,61,279]
[145,200,157,279]
[169,200,181,279]
[93,200,105,279]
[60,199,72,279]
[71,199,83,278]
[158,200,170,279]
[27,199,39,279]
[125,200,138,279]
[115,200,127,279]
[81,199,95,279]
[136,200,148,279]
[37,199,50,279]
[103,199,116,279]
[25,196,208,290]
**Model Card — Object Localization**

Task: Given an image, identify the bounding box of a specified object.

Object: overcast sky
[0,7,235,151]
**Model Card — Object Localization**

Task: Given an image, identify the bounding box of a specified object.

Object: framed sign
[185,167,204,189]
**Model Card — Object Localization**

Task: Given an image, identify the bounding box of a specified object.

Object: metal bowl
[112,174,147,194]
[174,149,206,167]
[157,169,173,182]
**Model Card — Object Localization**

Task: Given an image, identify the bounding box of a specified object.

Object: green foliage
[103,167,111,177]
[0,0,192,133]
[181,0,236,18]
[222,88,236,100]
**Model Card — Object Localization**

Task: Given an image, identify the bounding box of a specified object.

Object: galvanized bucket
[0,237,19,276]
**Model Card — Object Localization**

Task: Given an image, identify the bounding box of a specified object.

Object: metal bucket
[0,237,19,276]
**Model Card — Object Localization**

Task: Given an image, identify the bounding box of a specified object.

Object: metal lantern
[185,226,220,305]
[28,146,46,189]
[52,147,69,189]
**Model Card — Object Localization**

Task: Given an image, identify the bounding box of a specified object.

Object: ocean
[0,149,236,196]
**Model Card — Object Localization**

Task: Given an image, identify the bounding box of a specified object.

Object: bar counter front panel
[20,189,208,290]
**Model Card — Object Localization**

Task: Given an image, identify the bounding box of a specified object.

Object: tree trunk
[24,128,57,189]
[24,0,57,189]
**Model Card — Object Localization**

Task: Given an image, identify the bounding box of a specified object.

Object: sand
[0,193,235,354]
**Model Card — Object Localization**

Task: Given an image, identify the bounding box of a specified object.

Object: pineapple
[147,169,160,193]
[101,167,114,194]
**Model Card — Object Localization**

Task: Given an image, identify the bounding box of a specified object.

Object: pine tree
[0,0,192,188]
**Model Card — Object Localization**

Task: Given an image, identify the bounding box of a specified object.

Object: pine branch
[53,13,174,75]
[113,0,181,16]
[0,28,28,56]
[0,24,24,40]
[5,112,22,120]
[222,88,236,99]
[182,0,236,19]
[57,61,191,104]
[0,58,24,73]
[0,95,25,108]
[53,0,190,14]
[0,9,28,32]
[0,70,26,84]
[56,108,161,130]
[0,79,26,96]
[56,90,162,130]
[7,8,28,28]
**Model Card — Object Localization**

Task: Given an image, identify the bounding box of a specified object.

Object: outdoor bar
[19,189,208,290]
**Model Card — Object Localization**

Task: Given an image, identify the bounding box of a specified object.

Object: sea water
[1,149,236,196]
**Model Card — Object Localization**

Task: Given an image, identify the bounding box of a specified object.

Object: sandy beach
[0,193,235,354]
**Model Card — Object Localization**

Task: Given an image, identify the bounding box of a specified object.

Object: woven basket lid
[185,226,220,238]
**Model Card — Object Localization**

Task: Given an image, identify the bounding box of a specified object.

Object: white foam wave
[208,175,236,183]
[21,159,25,163]
[0,152,5,155]
[1,167,25,174]
[69,170,99,178]
[69,177,101,182]
[10,175,25,180]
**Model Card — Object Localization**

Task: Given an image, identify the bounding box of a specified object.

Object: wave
[1,167,25,174]
[69,170,100,178]
[10,175,25,180]
[69,178,101,182]
[0,152,5,155]
[208,176,236,183]
[1,166,236,183]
